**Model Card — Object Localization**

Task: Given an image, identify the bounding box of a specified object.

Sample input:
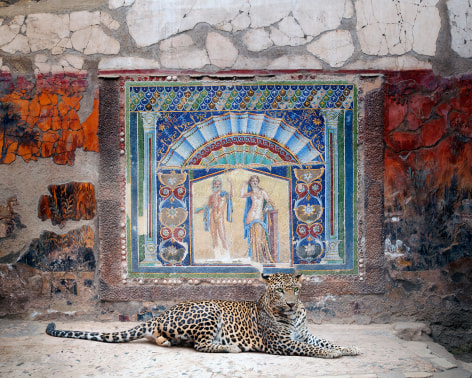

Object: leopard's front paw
[324,349,343,359]
[341,346,360,356]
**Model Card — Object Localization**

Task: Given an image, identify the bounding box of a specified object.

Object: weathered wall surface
[0,0,471,355]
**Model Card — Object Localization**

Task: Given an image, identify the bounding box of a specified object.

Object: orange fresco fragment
[385,130,421,152]
[385,73,472,213]
[38,91,52,106]
[0,73,98,165]
[1,140,18,164]
[37,115,51,132]
[62,94,82,110]
[408,93,435,122]
[28,99,41,118]
[53,151,75,165]
[420,117,447,147]
[51,113,62,131]
[386,100,407,133]
[42,131,59,143]
[41,141,55,158]
[17,142,39,159]
[38,182,96,227]
[69,111,82,131]
[81,96,99,152]
[2,152,16,164]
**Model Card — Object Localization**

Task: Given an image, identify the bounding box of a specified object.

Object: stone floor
[0,320,470,378]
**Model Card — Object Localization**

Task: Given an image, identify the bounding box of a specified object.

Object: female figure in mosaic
[240,175,275,263]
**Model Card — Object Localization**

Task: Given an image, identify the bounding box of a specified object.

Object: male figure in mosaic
[240,175,276,263]
[199,177,234,252]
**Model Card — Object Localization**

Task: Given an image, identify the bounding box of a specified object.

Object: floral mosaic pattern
[125,80,357,277]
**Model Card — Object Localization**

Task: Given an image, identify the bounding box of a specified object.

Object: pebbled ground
[0,320,470,378]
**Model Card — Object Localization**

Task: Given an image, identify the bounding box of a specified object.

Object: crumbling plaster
[0,0,469,76]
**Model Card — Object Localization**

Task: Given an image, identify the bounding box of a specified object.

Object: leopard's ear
[261,273,271,282]
[295,273,302,282]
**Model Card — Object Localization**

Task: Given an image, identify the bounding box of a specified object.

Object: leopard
[46,273,360,358]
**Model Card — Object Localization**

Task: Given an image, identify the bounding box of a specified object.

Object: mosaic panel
[125,80,357,278]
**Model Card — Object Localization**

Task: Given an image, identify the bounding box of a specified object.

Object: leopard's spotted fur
[46,273,359,358]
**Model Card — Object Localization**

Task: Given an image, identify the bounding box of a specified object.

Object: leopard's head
[261,273,302,317]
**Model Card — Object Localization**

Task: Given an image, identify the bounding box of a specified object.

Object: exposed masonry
[0,0,471,76]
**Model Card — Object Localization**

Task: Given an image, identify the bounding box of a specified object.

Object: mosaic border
[97,73,385,299]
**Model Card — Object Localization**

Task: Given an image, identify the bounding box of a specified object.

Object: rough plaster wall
[0,0,470,75]
[0,0,471,354]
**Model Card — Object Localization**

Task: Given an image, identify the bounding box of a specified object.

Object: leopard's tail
[46,322,153,343]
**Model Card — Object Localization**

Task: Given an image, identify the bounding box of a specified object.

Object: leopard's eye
[294,287,299,292]
[277,288,284,293]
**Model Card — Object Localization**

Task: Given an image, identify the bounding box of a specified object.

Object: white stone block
[1,34,30,54]
[160,34,209,69]
[34,54,85,75]
[293,0,346,37]
[356,0,439,56]
[63,55,85,70]
[127,0,185,47]
[413,5,440,56]
[179,0,244,32]
[99,57,160,71]
[0,25,17,47]
[344,56,432,71]
[249,0,292,28]
[268,55,323,70]
[307,30,354,67]
[233,55,272,70]
[448,0,472,58]
[160,34,194,50]
[71,25,120,55]
[160,47,210,69]
[70,11,101,32]
[244,28,273,51]
[278,16,305,38]
[214,22,233,33]
[101,12,121,31]
[109,0,135,9]
[270,25,312,47]
[26,13,70,52]
[206,32,239,68]
[231,12,251,32]
[10,15,25,32]
[51,37,73,55]
[127,0,245,47]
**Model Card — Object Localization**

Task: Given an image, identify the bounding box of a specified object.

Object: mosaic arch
[125,80,357,278]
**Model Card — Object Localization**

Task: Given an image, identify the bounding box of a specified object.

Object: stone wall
[0,0,471,355]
